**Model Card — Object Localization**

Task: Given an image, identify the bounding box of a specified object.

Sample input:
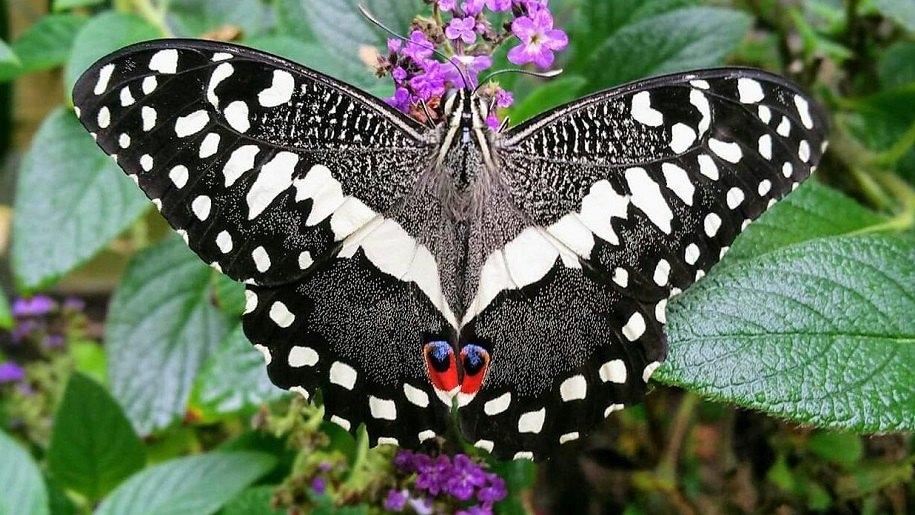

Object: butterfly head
[442,89,490,134]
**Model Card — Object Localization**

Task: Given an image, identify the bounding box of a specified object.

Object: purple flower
[447,454,487,501]
[410,61,448,101]
[392,67,407,83]
[311,476,326,495]
[486,113,501,131]
[11,319,40,343]
[0,362,25,384]
[477,473,507,505]
[485,0,512,11]
[386,87,412,112]
[403,31,434,63]
[62,296,85,312]
[384,489,408,511]
[508,9,568,68]
[43,334,65,349]
[447,54,493,88]
[415,455,452,495]
[438,0,457,11]
[407,497,433,515]
[446,17,478,45]
[387,38,402,54]
[393,449,417,472]
[11,296,55,317]
[496,89,514,108]
[462,0,485,15]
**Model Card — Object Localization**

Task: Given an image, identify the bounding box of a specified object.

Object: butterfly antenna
[474,68,564,95]
[358,4,471,90]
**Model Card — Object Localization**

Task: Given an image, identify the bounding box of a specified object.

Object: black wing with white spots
[457,69,828,460]
[72,39,456,448]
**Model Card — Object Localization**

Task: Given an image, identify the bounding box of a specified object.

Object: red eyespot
[424,341,459,394]
[459,344,490,395]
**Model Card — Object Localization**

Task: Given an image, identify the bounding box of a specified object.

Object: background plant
[0,0,913,513]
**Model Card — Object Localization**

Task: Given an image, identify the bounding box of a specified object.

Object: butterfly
[73,39,827,460]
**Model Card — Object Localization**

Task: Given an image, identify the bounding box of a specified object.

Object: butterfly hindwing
[458,69,828,459]
[73,39,457,445]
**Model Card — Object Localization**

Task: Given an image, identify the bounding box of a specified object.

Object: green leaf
[47,373,145,500]
[723,182,886,264]
[167,0,267,39]
[299,0,422,89]
[878,41,915,90]
[807,430,863,467]
[53,0,104,10]
[0,288,12,330]
[106,237,232,435]
[584,7,752,89]
[274,0,316,41]
[509,76,587,124]
[658,235,915,433]
[0,39,22,82]
[95,451,276,515]
[213,273,246,316]
[7,14,87,79]
[0,430,49,515]
[221,486,285,515]
[64,12,161,101]
[11,108,149,292]
[69,340,107,386]
[875,0,915,32]
[191,325,286,417]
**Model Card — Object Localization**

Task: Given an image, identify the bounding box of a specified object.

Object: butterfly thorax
[435,89,498,222]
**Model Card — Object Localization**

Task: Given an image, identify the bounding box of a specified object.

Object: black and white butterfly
[73,39,827,460]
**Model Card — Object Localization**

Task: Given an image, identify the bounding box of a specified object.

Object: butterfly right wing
[458,68,828,459]
[73,39,456,448]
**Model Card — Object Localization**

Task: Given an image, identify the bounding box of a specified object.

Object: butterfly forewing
[72,39,456,447]
[457,69,828,459]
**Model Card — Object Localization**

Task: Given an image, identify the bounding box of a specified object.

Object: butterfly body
[73,39,827,459]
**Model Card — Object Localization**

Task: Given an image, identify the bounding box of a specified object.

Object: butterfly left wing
[458,68,828,459]
[72,39,456,448]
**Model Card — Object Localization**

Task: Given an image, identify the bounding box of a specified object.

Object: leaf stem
[129,0,173,38]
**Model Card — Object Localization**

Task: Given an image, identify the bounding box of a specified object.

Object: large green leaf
[3,14,87,81]
[723,182,887,264]
[11,108,149,292]
[0,430,48,515]
[106,237,232,435]
[95,451,275,515]
[875,0,915,32]
[53,0,104,10]
[64,12,161,101]
[221,486,285,515]
[0,288,11,330]
[878,41,915,90]
[659,235,915,432]
[167,0,267,39]
[509,76,587,124]
[0,39,21,81]
[191,325,286,417]
[299,0,422,88]
[584,6,752,89]
[47,373,145,501]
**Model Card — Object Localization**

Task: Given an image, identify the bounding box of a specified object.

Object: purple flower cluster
[385,450,507,514]
[378,0,567,127]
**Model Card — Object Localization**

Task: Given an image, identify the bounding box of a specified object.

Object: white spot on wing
[253,344,271,364]
[685,243,700,265]
[737,78,764,103]
[120,86,135,107]
[613,267,628,288]
[369,396,397,420]
[777,116,791,137]
[631,91,663,127]
[294,164,345,226]
[243,289,257,314]
[758,105,771,124]
[206,62,234,106]
[653,259,671,286]
[559,375,587,401]
[518,408,546,434]
[643,361,662,382]
[191,195,211,220]
[514,451,534,461]
[169,165,189,189]
[330,415,351,431]
[709,138,743,163]
[252,246,271,273]
[142,76,157,94]
[269,301,294,328]
[758,179,772,196]
[794,94,814,129]
[484,392,511,415]
[97,106,110,128]
[656,298,668,323]
[704,213,722,237]
[175,109,209,137]
[404,384,430,407]
[798,140,811,162]
[782,162,793,178]
[247,151,299,219]
[198,132,220,158]
[216,230,233,253]
[94,64,115,95]
[141,106,156,132]
[698,154,719,180]
[289,386,309,400]
[139,154,153,172]
[259,70,295,107]
[726,187,745,209]
[662,163,694,206]
[576,180,628,246]
[298,251,313,270]
[224,101,250,133]
[599,360,627,383]
[475,440,494,453]
[626,167,672,234]
[560,432,580,444]
[330,361,357,390]
[758,134,772,160]
[604,404,624,417]
[622,312,646,341]
[690,89,711,135]
[418,430,436,442]
[288,346,318,367]
[149,49,179,74]
[669,122,697,153]
[223,145,260,187]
